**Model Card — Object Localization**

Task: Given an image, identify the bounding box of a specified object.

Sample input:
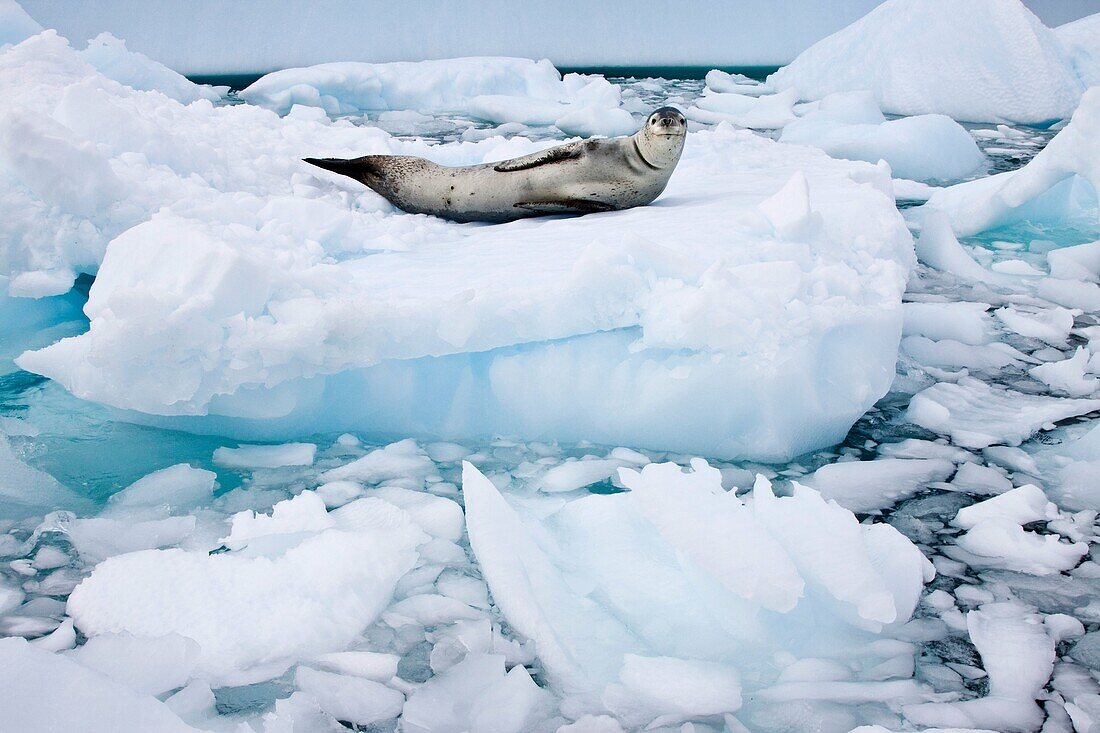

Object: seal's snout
[647,106,687,136]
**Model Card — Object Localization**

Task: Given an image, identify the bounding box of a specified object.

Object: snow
[67,495,425,684]
[768,0,1085,125]
[79,33,221,104]
[3,29,914,462]
[780,93,985,182]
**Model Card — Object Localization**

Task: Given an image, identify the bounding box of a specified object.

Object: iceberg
[3,25,914,461]
[768,0,1085,125]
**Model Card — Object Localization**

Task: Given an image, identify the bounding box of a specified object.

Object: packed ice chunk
[79,33,221,104]
[781,95,984,182]
[801,458,956,513]
[294,666,405,727]
[212,442,316,469]
[462,461,933,721]
[0,637,202,732]
[1037,423,1100,511]
[922,87,1100,238]
[1030,347,1098,397]
[1057,13,1100,87]
[768,0,1084,125]
[401,653,552,733]
[66,496,426,684]
[904,603,1053,732]
[9,41,913,463]
[906,376,1100,449]
[755,170,822,241]
[106,463,215,512]
[65,632,199,696]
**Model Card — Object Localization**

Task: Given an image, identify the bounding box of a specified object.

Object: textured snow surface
[2,29,914,461]
[769,0,1086,124]
[1057,12,1100,86]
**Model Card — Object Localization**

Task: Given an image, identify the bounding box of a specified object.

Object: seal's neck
[633,129,685,170]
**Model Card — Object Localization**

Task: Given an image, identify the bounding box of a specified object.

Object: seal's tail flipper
[303,156,382,184]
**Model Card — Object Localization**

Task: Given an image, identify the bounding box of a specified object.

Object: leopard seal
[304,107,686,223]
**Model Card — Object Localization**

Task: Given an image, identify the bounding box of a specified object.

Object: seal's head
[634,106,687,168]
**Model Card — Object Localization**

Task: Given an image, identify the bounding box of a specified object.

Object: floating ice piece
[1035,277,1100,311]
[902,336,1020,371]
[65,632,199,696]
[311,650,400,682]
[1030,347,1099,397]
[995,305,1075,346]
[903,301,993,346]
[688,88,799,129]
[922,87,1100,238]
[67,515,197,563]
[781,99,984,182]
[948,461,1013,495]
[541,458,626,493]
[0,637,202,732]
[462,461,933,715]
[1057,12,1100,87]
[904,602,1053,732]
[294,666,404,727]
[320,440,438,487]
[1048,239,1100,283]
[906,376,1100,449]
[768,0,1084,125]
[953,484,1058,529]
[79,33,221,104]
[704,70,765,96]
[401,653,552,733]
[913,212,1016,286]
[212,442,316,469]
[67,497,425,684]
[0,435,90,518]
[949,485,1087,575]
[801,458,956,513]
[240,57,565,115]
[106,464,215,512]
[0,0,40,47]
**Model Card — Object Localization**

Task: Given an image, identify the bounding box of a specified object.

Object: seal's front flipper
[514,199,616,215]
[493,145,583,173]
